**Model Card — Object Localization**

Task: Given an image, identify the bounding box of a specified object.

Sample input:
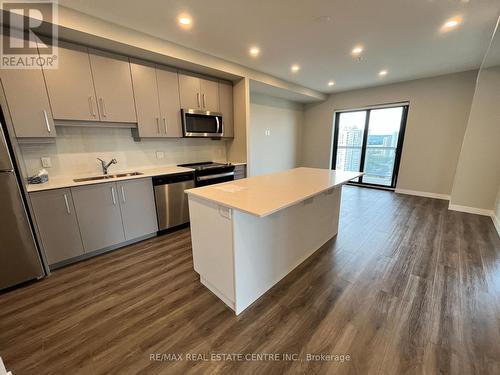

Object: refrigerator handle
[0,122,15,171]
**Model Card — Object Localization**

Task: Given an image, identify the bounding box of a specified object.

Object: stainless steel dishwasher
[153,172,195,231]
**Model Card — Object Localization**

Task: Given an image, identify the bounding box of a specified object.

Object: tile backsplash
[19,126,227,178]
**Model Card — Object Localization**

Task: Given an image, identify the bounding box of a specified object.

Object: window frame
[331,103,409,190]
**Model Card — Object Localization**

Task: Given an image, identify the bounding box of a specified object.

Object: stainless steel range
[177,162,235,187]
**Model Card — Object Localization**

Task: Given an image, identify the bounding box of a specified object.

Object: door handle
[215,116,220,134]
[63,193,71,214]
[163,117,167,133]
[121,186,126,203]
[156,117,160,134]
[88,97,96,117]
[99,98,107,118]
[196,93,201,108]
[202,93,206,109]
[43,110,51,133]
[111,186,116,205]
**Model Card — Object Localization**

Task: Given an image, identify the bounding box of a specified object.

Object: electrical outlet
[41,157,52,168]
[156,151,164,160]
[265,129,271,136]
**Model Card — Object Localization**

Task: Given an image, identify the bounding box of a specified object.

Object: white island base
[188,175,344,315]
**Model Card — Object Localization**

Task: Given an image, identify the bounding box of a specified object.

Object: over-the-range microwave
[181,109,224,138]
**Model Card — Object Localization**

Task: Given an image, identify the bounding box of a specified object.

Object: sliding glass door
[332,104,408,188]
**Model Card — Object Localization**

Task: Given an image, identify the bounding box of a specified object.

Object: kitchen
[1,1,500,374]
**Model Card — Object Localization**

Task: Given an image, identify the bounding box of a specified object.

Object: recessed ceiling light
[351,46,363,55]
[249,47,260,57]
[328,81,335,87]
[291,64,300,72]
[379,69,388,76]
[442,17,462,31]
[178,14,192,29]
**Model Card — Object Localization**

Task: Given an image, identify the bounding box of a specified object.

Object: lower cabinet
[116,179,158,241]
[71,182,126,253]
[30,178,158,266]
[30,189,84,265]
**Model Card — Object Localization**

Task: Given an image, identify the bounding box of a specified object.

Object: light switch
[265,129,271,136]
[41,157,52,168]
[156,151,164,160]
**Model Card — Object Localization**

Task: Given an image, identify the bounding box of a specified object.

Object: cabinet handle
[99,98,107,118]
[43,110,51,133]
[88,97,96,117]
[202,93,206,109]
[63,193,70,214]
[196,93,201,108]
[163,118,167,133]
[111,186,116,205]
[121,186,126,203]
[156,117,160,134]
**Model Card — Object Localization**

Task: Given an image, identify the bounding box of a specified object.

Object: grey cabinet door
[178,73,201,109]
[130,59,162,137]
[30,189,84,265]
[157,66,183,137]
[89,49,137,123]
[219,81,234,138]
[0,65,56,138]
[43,41,99,121]
[200,78,219,112]
[72,183,125,253]
[117,178,158,241]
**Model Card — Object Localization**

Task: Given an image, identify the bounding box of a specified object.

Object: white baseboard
[492,213,500,237]
[395,188,450,200]
[448,204,494,217]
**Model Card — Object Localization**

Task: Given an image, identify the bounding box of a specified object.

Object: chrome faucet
[97,158,117,175]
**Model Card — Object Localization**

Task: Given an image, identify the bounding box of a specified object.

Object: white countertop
[186,167,362,217]
[26,165,194,192]
[26,161,247,193]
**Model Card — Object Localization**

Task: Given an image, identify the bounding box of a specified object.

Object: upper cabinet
[179,73,219,112]
[0,64,56,138]
[200,78,219,112]
[88,49,137,123]
[130,60,182,138]
[130,59,162,137]
[43,41,98,122]
[178,74,201,110]
[1,39,232,140]
[156,65,182,137]
[43,42,136,123]
[219,81,234,138]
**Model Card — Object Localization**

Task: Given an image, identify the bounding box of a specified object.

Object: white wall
[249,93,304,176]
[494,186,500,233]
[19,126,226,178]
[301,70,477,196]
[450,66,500,212]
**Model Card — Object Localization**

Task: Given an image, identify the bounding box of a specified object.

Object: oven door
[182,109,223,137]
[195,171,235,187]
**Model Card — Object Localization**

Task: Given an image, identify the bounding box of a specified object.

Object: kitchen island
[186,167,362,315]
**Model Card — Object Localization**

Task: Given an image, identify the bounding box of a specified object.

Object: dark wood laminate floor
[1,186,499,375]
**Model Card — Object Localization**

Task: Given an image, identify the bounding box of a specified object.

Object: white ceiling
[60,0,500,94]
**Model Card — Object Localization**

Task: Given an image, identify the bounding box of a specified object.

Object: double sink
[73,172,143,183]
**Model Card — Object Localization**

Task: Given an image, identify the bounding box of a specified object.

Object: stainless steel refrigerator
[0,117,45,290]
